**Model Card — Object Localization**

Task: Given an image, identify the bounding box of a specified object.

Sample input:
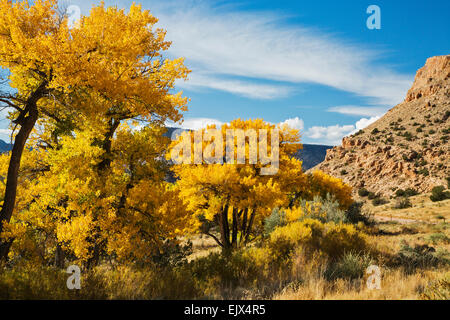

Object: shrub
[372,197,388,206]
[418,168,429,176]
[367,192,377,200]
[324,251,373,280]
[264,208,287,236]
[392,243,445,274]
[404,188,419,197]
[358,188,369,197]
[430,186,450,202]
[395,188,418,198]
[150,239,193,268]
[427,233,450,245]
[287,195,347,224]
[268,219,369,262]
[321,224,369,260]
[421,273,450,300]
[371,128,380,135]
[344,202,373,226]
[393,197,412,209]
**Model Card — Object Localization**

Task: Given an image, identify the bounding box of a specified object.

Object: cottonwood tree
[0,125,197,266]
[0,0,190,261]
[170,119,306,253]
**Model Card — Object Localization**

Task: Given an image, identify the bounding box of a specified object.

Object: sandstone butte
[313,55,450,197]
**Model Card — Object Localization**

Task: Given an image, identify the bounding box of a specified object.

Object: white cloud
[179,73,292,100]
[353,116,380,133]
[0,128,12,143]
[305,116,380,145]
[280,117,304,131]
[167,117,224,130]
[327,105,387,117]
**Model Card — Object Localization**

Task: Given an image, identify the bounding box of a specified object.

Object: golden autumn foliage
[267,218,369,261]
[0,125,198,265]
[170,119,306,250]
[0,0,192,263]
[290,170,353,210]
[0,0,189,123]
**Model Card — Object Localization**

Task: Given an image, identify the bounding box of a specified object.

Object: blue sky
[1,0,449,145]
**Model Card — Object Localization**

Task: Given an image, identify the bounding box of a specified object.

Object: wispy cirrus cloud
[181,73,293,100]
[327,105,388,117]
[148,0,413,104]
[70,0,413,104]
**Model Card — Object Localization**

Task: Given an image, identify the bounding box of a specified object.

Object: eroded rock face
[405,55,450,102]
[312,55,450,197]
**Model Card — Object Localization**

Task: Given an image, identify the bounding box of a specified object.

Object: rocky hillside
[313,55,450,197]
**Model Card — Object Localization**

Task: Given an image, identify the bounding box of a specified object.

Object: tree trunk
[0,104,39,261]
[219,204,231,254]
[55,243,65,269]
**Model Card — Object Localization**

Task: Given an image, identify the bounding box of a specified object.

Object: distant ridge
[295,144,333,170]
[0,139,12,153]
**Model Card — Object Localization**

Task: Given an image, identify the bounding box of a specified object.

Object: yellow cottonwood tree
[0,125,197,266]
[170,119,306,252]
[0,0,190,260]
[289,170,353,210]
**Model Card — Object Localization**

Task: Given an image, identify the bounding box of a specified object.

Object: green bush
[395,188,418,198]
[372,197,388,206]
[324,251,373,280]
[296,195,347,224]
[427,233,450,245]
[430,186,450,202]
[392,243,447,274]
[264,208,287,236]
[358,188,369,197]
[393,197,412,209]
[344,202,374,226]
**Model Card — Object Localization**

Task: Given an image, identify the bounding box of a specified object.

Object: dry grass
[274,269,441,300]
[366,192,450,223]
[187,234,221,261]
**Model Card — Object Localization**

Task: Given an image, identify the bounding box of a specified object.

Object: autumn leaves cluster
[0,1,353,267]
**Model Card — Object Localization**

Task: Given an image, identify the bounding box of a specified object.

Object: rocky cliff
[313,55,450,196]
